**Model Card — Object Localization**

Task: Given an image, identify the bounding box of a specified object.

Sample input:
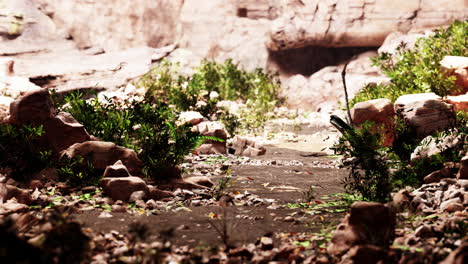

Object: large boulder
[60,141,143,176]
[445,93,468,112]
[266,0,467,51]
[100,176,148,202]
[328,202,396,255]
[395,93,456,138]
[43,112,91,153]
[9,88,53,125]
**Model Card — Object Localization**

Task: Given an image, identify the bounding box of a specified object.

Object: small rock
[184,176,214,188]
[456,156,468,179]
[445,203,464,213]
[9,88,54,125]
[103,160,131,178]
[440,198,462,212]
[260,236,274,250]
[100,176,148,202]
[129,190,146,203]
[424,167,453,184]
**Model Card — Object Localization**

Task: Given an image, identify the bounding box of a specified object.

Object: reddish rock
[103,160,131,178]
[351,98,395,146]
[456,156,468,180]
[445,203,464,213]
[392,189,413,210]
[328,202,395,255]
[44,112,91,153]
[61,141,143,176]
[445,93,468,112]
[440,56,468,95]
[9,88,54,125]
[395,93,456,138]
[424,167,453,184]
[100,176,148,202]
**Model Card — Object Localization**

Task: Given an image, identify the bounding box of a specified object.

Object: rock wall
[36,0,184,51]
[267,0,468,51]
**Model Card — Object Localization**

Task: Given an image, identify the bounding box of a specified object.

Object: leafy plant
[0,124,52,180]
[57,155,101,187]
[350,20,468,107]
[139,59,283,132]
[58,91,218,180]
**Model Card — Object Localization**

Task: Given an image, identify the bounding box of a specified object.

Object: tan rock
[196,142,227,155]
[195,121,229,140]
[100,176,148,202]
[9,88,53,125]
[411,134,463,163]
[103,160,131,178]
[0,199,29,214]
[179,111,205,126]
[147,187,174,200]
[44,112,91,153]
[395,93,456,138]
[61,141,143,176]
[230,135,266,156]
[2,184,32,205]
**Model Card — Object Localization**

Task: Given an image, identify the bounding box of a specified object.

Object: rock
[445,93,468,112]
[440,197,462,212]
[196,142,227,155]
[0,184,32,205]
[43,112,91,153]
[328,202,395,255]
[100,176,148,202]
[0,199,29,214]
[440,56,468,95]
[195,121,229,140]
[36,0,183,51]
[411,133,463,163]
[61,141,143,176]
[184,176,214,188]
[440,242,468,264]
[9,88,53,125]
[351,98,395,146]
[392,189,413,210]
[259,236,274,250]
[424,167,453,184]
[378,31,431,55]
[33,168,59,182]
[445,203,464,213]
[179,111,206,126]
[229,135,266,157]
[129,190,147,203]
[414,225,435,238]
[266,0,466,51]
[146,187,174,200]
[340,245,387,264]
[103,160,131,178]
[456,156,468,180]
[395,93,456,138]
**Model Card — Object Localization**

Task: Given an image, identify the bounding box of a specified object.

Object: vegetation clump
[139,59,283,133]
[350,20,467,106]
[58,92,219,181]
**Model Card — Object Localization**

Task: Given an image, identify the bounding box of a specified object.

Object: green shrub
[138,59,283,131]
[350,20,468,107]
[331,121,392,202]
[58,92,219,180]
[0,124,52,180]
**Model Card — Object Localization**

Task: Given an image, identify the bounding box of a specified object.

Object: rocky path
[74,144,346,247]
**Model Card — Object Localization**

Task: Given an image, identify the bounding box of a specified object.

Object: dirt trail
[75,144,346,247]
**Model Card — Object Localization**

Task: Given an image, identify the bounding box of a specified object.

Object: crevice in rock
[268,46,377,76]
